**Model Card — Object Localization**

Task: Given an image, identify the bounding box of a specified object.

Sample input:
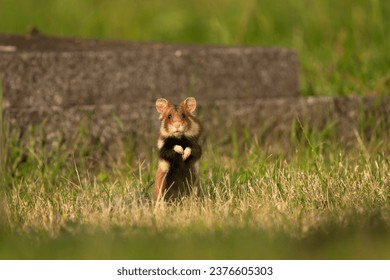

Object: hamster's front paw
[182,147,192,160]
[173,145,184,154]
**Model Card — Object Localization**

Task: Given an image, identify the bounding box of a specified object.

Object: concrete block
[2,34,388,156]
[0,34,299,111]
[4,96,390,156]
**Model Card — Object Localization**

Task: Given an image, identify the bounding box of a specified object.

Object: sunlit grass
[0,0,390,258]
[0,112,389,258]
[4,146,389,235]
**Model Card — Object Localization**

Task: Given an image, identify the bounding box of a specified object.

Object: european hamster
[152,97,202,201]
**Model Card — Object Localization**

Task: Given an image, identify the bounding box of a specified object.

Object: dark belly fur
[159,137,201,200]
[165,163,196,199]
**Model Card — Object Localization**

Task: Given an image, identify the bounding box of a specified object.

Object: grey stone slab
[212,96,390,143]
[2,34,388,156]
[0,34,298,110]
[4,96,390,154]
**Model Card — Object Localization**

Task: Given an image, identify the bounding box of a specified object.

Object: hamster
[152,97,202,201]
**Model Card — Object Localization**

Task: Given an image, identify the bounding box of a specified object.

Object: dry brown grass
[3,148,389,241]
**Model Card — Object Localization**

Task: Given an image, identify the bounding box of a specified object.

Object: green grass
[1,106,389,259]
[1,0,390,259]
[2,220,390,259]
[0,0,390,96]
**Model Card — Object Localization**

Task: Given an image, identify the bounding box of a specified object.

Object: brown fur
[153,168,167,200]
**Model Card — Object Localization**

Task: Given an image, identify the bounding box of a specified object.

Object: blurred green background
[0,0,389,96]
[1,0,390,260]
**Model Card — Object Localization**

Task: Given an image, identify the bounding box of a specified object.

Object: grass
[0,0,390,96]
[0,102,389,259]
[1,0,390,259]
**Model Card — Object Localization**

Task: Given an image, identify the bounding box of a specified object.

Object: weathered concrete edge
[4,96,390,148]
[0,38,299,109]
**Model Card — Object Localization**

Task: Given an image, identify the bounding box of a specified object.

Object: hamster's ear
[184,97,197,113]
[156,98,169,113]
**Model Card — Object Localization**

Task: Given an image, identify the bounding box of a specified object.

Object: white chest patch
[157,138,164,149]
[158,160,170,172]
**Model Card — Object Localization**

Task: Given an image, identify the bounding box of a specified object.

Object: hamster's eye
[182,113,186,119]
[167,114,172,119]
